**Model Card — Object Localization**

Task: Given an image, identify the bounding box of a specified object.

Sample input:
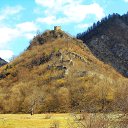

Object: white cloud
[0,21,38,51]
[0,26,20,48]
[0,5,38,61]
[16,21,38,40]
[0,5,26,48]
[35,0,105,24]
[16,22,38,32]
[37,16,56,24]
[124,0,128,2]
[77,23,92,29]
[35,0,56,8]
[64,3,104,22]
[0,5,24,21]
[25,33,36,39]
[0,50,14,62]
[0,21,38,61]
[35,0,79,8]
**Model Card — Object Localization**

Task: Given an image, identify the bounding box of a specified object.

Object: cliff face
[0,58,7,67]
[77,13,128,77]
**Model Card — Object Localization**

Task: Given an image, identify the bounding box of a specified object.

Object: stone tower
[54,26,61,31]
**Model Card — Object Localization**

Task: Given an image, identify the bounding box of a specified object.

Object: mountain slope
[0,29,127,113]
[77,13,128,77]
[0,58,7,67]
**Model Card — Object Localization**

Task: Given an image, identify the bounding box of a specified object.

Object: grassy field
[0,113,74,128]
[0,113,127,128]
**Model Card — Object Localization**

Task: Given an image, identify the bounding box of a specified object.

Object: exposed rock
[68,52,88,63]
[56,65,67,70]
[0,58,7,67]
[64,68,69,75]
[69,59,74,66]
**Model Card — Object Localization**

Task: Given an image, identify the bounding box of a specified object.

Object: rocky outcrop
[0,58,7,67]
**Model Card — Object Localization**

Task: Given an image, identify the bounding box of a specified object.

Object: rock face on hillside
[77,13,128,77]
[0,58,7,67]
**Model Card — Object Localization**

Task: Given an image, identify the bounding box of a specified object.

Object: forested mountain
[77,13,128,77]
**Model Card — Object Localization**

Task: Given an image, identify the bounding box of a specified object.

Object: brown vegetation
[0,29,127,114]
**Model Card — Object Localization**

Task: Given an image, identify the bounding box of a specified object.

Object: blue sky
[0,0,128,61]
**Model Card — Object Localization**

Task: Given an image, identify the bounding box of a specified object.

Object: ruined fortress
[54,26,61,31]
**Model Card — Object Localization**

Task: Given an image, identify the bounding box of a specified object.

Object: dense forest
[76,12,128,77]
[77,12,128,41]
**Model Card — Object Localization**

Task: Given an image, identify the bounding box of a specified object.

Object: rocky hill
[77,13,128,77]
[0,27,127,114]
[0,58,7,67]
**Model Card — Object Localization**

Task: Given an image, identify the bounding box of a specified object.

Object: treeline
[77,12,128,42]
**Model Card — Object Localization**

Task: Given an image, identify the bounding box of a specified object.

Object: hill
[0,27,127,114]
[77,13,128,77]
[0,58,7,67]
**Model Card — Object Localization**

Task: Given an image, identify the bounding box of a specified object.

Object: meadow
[0,113,127,128]
[0,114,73,128]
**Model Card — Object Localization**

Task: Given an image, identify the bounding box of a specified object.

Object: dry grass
[0,31,128,113]
[68,113,128,128]
[0,113,127,128]
[0,114,70,128]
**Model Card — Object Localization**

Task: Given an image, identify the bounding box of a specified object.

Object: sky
[0,0,128,61]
